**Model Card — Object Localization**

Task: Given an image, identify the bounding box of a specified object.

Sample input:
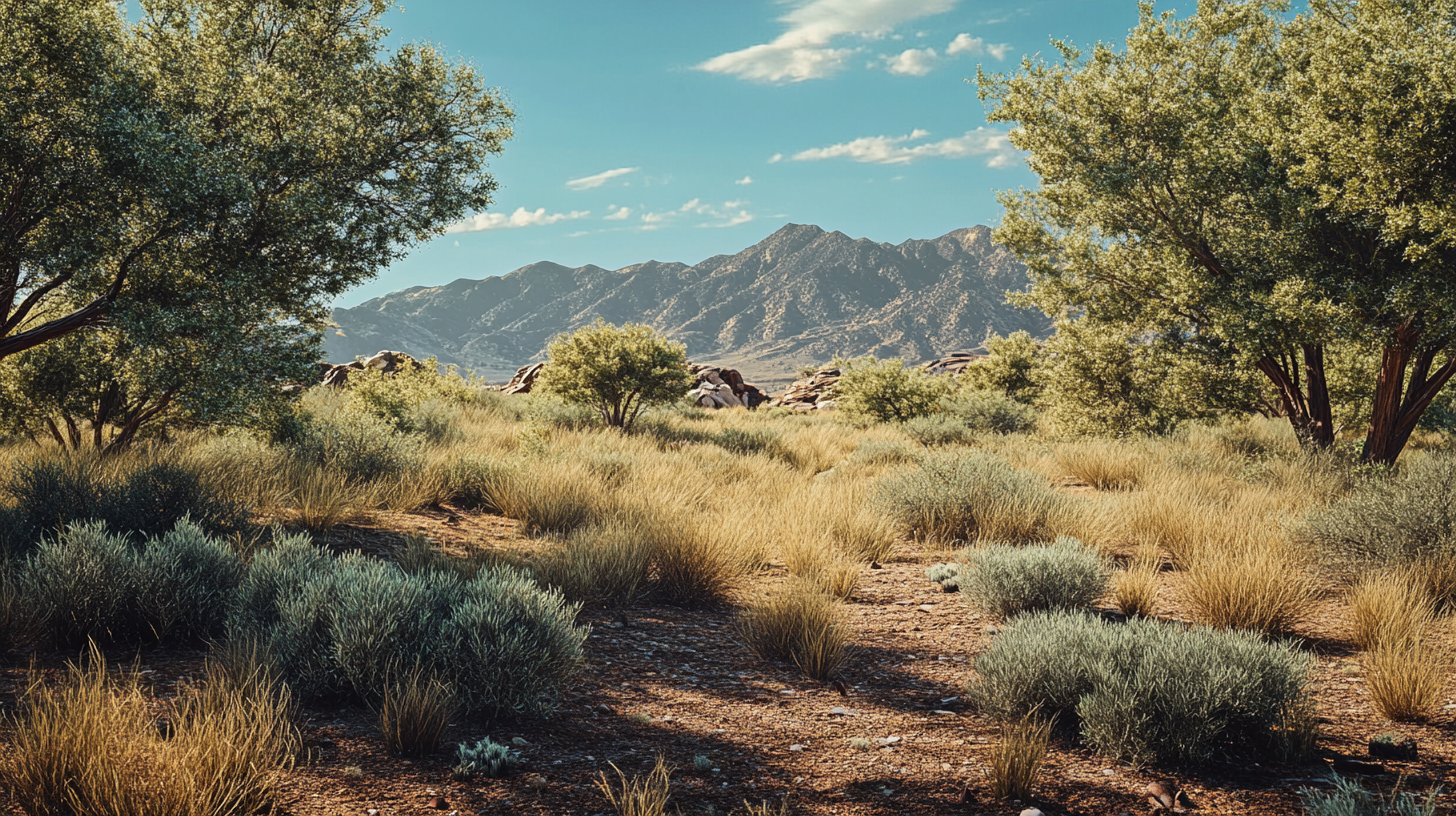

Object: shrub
[876,452,1066,545]
[969,610,1312,766]
[1054,440,1147,489]
[290,388,422,482]
[1112,560,1159,618]
[834,355,951,422]
[2,646,297,816]
[535,320,694,431]
[136,519,247,643]
[1349,568,1436,651]
[940,388,1038,434]
[958,538,1111,619]
[1298,454,1456,606]
[1300,774,1441,816]
[437,454,511,511]
[379,666,456,756]
[846,439,922,468]
[230,538,587,718]
[2,453,245,554]
[523,395,603,431]
[713,426,787,457]
[738,579,850,681]
[533,523,654,609]
[452,737,520,780]
[989,712,1051,801]
[926,562,963,592]
[902,415,974,446]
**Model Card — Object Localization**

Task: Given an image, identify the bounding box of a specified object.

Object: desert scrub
[21,519,243,647]
[957,537,1111,619]
[288,387,423,482]
[1297,454,1456,608]
[939,388,1038,434]
[926,562,963,592]
[452,737,520,779]
[1180,536,1319,636]
[379,665,456,756]
[1299,774,1441,816]
[230,537,587,719]
[989,712,1051,801]
[969,610,1312,766]
[738,579,850,681]
[598,754,673,816]
[1054,440,1148,490]
[534,522,654,609]
[901,415,975,446]
[875,451,1066,545]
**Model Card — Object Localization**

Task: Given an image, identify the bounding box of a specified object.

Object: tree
[958,331,1043,403]
[0,0,511,359]
[978,0,1456,464]
[535,320,693,431]
[834,356,952,423]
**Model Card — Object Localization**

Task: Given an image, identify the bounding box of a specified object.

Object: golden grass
[739,579,851,681]
[1112,556,1160,618]
[534,522,654,608]
[283,460,365,532]
[989,711,1051,801]
[1181,536,1319,636]
[487,461,605,534]
[1350,568,1437,651]
[1055,440,1148,490]
[1364,639,1448,722]
[3,645,297,816]
[597,755,673,816]
[378,665,455,757]
[743,797,792,816]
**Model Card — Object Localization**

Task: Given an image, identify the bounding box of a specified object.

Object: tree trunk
[1362,322,1456,465]
[1256,348,1334,450]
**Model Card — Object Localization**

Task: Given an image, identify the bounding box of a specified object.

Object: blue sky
[346,0,1151,306]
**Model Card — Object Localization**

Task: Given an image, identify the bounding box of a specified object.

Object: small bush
[379,666,456,756]
[940,388,1038,434]
[1180,540,1318,636]
[1300,773,1441,816]
[970,610,1312,766]
[1112,560,1159,618]
[597,755,673,816]
[876,451,1066,546]
[1298,455,1456,605]
[847,439,922,468]
[1350,569,1436,651]
[989,712,1051,801]
[714,426,787,457]
[958,538,1110,619]
[2,454,245,554]
[534,523,654,609]
[835,356,951,423]
[902,415,975,446]
[738,580,850,681]
[290,388,422,482]
[926,562,963,592]
[436,454,511,511]
[452,737,520,780]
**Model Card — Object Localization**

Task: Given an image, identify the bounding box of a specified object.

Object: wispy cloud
[882,47,937,76]
[768,153,784,164]
[735,175,754,185]
[696,0,958,83]
[946,32,1011,59]
[638,198,756,231]
[604,205,633,221]
[447,207,590,233]
[791,127,1020,167]
[566,166,640,191]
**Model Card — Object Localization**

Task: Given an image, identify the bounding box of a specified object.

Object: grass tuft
[597,755,673,816]
[989,711,1051,801]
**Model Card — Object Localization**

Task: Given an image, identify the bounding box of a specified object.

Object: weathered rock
[688,363,769,409]
[768,367,841,411]
[919,350,986,376]
[1369,733,1418,761]
[363,349,417,373]
[501,362,545,395]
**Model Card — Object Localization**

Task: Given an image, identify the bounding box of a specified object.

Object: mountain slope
[326,224,1051,387]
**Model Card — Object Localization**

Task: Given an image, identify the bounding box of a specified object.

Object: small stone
[427,796,448,810]
[1369,733,1418,761]
[367,810,379,816]
[830,707,851,715]
[789,744,805,752]
[985,624,999,635]
[779,688,797,695]
[1020,809,1046,816]
[1148,781,1176,809]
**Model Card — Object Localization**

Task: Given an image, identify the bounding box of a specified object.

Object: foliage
[288,388,423,483]
[901,415,974,446]
[939,388,1038,434]
[231,537,586,718]
[875,451,1065,545]
[347,358,480,434]
[1,451,245,554]
[0,0,511,363]
[989,712,1051,802]
[738,579,850,681]
[978,0,1456,463]
[958,331,1042,403]
[536,320,693,431]
[970,610,1312,766]
[452,737,520,780]
[21,519,243,647]
[597,755,674,816]
[1299,774,1441,816]
[379,666,456,757]
[957,538,1111,620]
[833,355,951,422]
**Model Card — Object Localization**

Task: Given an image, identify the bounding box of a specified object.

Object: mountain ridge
[325,223,1052,387]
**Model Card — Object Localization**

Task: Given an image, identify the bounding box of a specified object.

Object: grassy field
[0,391,1451,815]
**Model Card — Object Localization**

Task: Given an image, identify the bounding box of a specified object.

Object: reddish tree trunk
[1256,346,1334,449]
[1362,321,1456,465]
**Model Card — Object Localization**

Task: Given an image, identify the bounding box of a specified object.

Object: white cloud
[707,210,755,228]
[680,198,706,213]
[735,175,753,185]
[882,47,937,76]
[604,205,632,221]
[768,153,784,164]
[636,199,756,231]
[565,166,640,191]
[446,207,590,233]
[696,0,959,83]
[791,127,1021,167]
[946,33,1011,59]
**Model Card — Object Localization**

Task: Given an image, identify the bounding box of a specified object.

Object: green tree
[958,331,1042,403]
[978,0,1456,464]
[0,0,511,357]
[835,356,952,423]
[535,320,693,431]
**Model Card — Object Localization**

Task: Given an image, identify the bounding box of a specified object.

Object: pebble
[875,735,902,746]
[830,707,852,715]
[789,744,805,752]
[779,689,797,696]
[1021,809,1046,816]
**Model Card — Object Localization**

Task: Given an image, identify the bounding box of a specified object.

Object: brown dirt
[3,501,1453,816]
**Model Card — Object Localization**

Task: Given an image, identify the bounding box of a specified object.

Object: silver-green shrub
[875,451,1064,544]
[1296,454,1456,574]
[970,610,1312,766]
[925,562,963,592]
[1300,774,1440,816]
[452,737,520,779]
[848,439,922,468]
[290,388,422,482]
[958,538,1110,619]
[901,415,974,446]
[137,519,246,642]
[940,389,1038,434]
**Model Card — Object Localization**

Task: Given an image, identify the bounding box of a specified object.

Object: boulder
[501,362,545,395]
[768,367,841,411]
[688,363,769,409]
[919,350,986,376]
[363,349,417,373]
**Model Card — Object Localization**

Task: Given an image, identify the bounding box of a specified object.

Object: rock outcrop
[319,349,418,387]
[687,364,770,409]
[919,351,986,376]
[500,362,545,395]
[768,367,841,412]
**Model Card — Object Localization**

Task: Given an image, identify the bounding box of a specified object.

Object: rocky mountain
[325,223,1051,388]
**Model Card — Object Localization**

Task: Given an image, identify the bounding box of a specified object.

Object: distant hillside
[326,223,1051,388]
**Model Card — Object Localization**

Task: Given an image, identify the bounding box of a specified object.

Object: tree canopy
[979,0,1456,463]
[536,320,694,431]
[0,0,511,360]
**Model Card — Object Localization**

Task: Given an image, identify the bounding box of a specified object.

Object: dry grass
[1056,440,1148,490]
[1180,537,1318,636]
[597,755,673,816]
[1350,568,1438,651]
[378,665,456,757]
[3,645,297,816]
[989,711,1051,801]
[739,579,851,681]
[1364,639,1448,722]
[284,460,365,532]
[1112,556,1160,618]
[743,797,792,815]
[1272,697,1320,762]
[487,461,604,534]
[535,522,655,609]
